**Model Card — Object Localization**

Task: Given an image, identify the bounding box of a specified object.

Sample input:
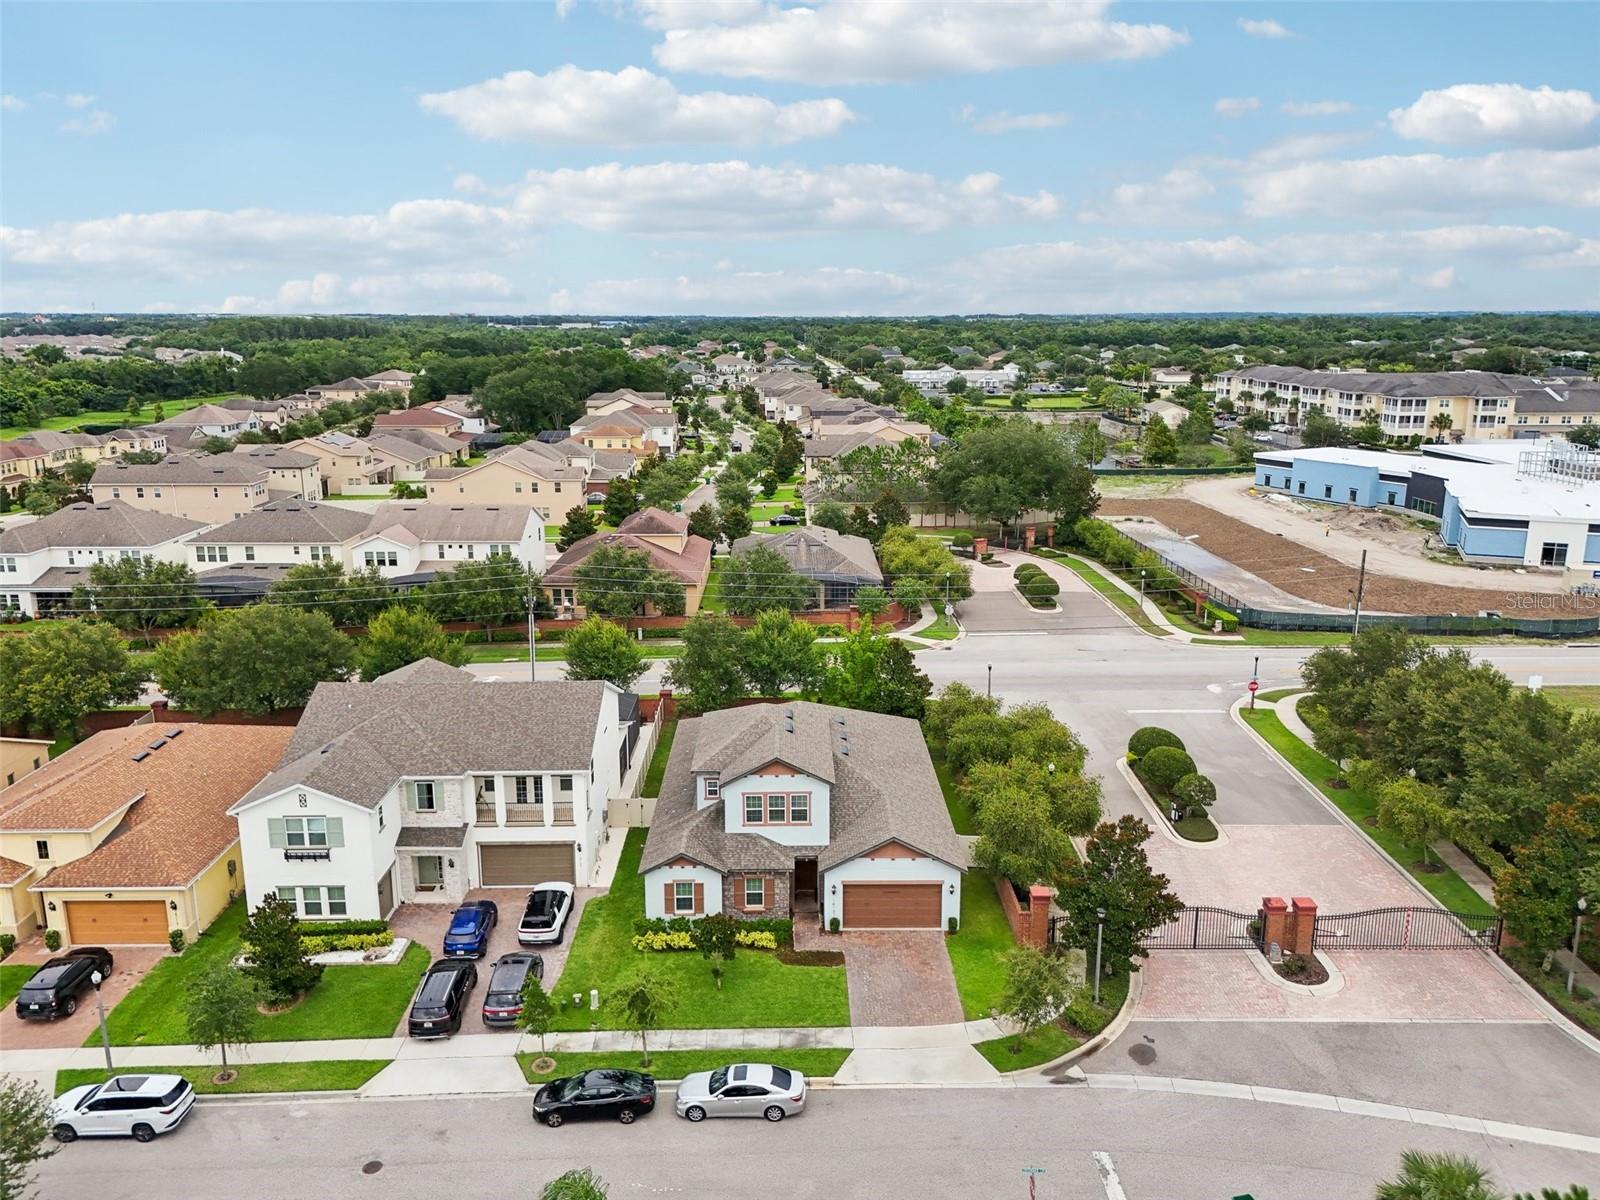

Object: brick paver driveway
[795,927,963,1027]
[0,943,167,1050]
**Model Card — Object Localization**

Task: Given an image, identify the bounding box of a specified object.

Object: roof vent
[165,727,184,738]
[147,738,168,751]
[320,741,336,755]
[131,750,150,762]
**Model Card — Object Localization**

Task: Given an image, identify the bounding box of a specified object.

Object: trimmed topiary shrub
[0,933,15,960]
[1128,726,1185,759]
[1139,745,1197,793]
[951,531,974,549]
[168,929,186,954]
[1174,773,1218,810]
[44,929,62,952]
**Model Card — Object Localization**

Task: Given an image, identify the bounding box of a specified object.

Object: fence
[1138,905,1264,951]
[1312,906,1503,950]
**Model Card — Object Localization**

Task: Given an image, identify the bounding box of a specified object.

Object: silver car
[674,1063,808,1123]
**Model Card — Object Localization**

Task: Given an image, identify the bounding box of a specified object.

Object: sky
[2,0,1598,316]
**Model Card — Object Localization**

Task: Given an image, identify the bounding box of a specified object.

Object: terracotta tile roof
[0,855,32,885]
[542,528,712,589]
[9,724,292,889]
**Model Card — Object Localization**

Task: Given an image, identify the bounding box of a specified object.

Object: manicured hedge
[298,920,390,937]
[1013,562,1060,608]
[1139,746,1197,793]
[1174,772,1217,810]
[1128,726,1185,758]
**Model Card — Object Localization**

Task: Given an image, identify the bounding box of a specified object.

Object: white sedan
[675,1063,808,1123]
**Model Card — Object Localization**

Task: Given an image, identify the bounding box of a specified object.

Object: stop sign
[1247,680,1259,693]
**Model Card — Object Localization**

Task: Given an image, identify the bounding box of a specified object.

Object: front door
[793,858,818,894]
[415,856,444,892]
[377,866,395,917]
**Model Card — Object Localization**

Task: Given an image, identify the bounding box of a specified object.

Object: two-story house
[90,455,272,523]
[423,441,593,522]
[228,660,636,918]
[230,444,323,499]
[641,702,965,930]
[352,501,544,580]
[542,508,712,616]
[184,499,371,572]
[291,432,393,495]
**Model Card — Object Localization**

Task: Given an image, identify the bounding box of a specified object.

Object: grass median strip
[974,1027,1081,1072]
[1239,708,1494,916]
[53,1061,388,1097]
[517,1047,851,1084]
[642,719,677,797]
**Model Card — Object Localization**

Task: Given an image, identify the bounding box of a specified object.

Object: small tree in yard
[355,605,467,679]
[606,967,679,1067]
[696,912,738,989]
[516,970,555,1054]
[1375,776,1454,868]
[241,894,323,1004]
[1055,817,1182,971]
[1375,1150,1502,1200]
[541,1168,609,1200]
[999,946,1078,1051]
[563,615,647,691]
[185,964,260,1073]
[972,781,1076,889]
[687,503,723,547]
[0,1075,57,1200]
[557,508,598,552]
[853,585,889,621]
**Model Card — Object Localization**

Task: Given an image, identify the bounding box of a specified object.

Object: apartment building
[1216,366,1527,440]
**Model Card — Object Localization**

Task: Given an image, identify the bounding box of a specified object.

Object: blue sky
[2,0,1597,315]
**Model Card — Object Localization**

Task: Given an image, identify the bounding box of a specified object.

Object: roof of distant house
[91,455,267,487]
[230,445,320,469]
[0,500,206,553]
[366,433,451,465]
[371,408,461,429]
[189,499,371,546]
[1222,364,1534,399]
[731,527,883,583]
[617,507,689,537]
[361,501,536,545]
[542,514,710,588]
[364,369,416,383]
[151,403,258,427]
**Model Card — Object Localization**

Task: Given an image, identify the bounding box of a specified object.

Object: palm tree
[1430,412,1454,443]
[1376,1150,1502,1200]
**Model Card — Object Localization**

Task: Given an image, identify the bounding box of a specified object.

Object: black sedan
[533,1069,656,1127]
[14,948,114,1021]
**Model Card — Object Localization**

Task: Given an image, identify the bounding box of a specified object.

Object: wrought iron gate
[1138,906,1262,951]
[1312,906,1502,950]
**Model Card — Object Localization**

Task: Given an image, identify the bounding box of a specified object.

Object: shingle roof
[234,661,608,810]
[3,723,291,889]
[10,430,103,453]
[641,702,965,874]
[1223,365,1533,399]
[0,501,206,553]
[378,427,463,456]
[372,409,460,428]
[188,499,371,545]
[367,434,448,465]
[365,369,416,383]
[396,825,469,848]
[542,526,711,589]
[1511,383,1600,415]
[360,502,536,544]
[0,856,31,885]
[153,403,256,426]
[91,456,267,487]
[618,507,688,537]
[731,527,883,583]
[230,445,319,468]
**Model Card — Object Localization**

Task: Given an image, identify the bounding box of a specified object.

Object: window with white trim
[744,794,763,824]
[704,777,719,799]
[673,881,695,913]
[310,545,333,562]
[244,546,256,561]
[789,793,809,823]
[277,885,347,917]
[197,545,228,563]
[364,549,398,567]
[744,877,764,909]
[410,780,437,811]
[284,816,328,847]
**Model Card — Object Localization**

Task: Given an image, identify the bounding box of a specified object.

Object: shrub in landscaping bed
[298,919,390,937]
[1173,773,1217,811]
[1128,726,1184,758]
[632,929,779,952]
[297,932,394,956]
[1273,953,1329,986]
[1202,602,1239,632]
[1138,746,1196,793]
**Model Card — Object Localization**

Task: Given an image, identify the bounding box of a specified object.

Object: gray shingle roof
[235,660,608,810]
[642,702,965,874]
[230,445,319,469]
[1511,383,1600,415]
[1223,365,1533,399]
[0,501,206,553]
[396,825,469,848]
[187,499,371,546]
[731,527,882,584]
[92,455,267,487]
[361,502,536,544]
[367,434,447,465]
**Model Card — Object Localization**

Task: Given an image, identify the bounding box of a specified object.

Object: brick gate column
[1289,897,1318,957]
[1260,896,1288,955]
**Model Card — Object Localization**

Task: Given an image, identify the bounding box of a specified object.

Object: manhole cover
[362,1161,383,1175]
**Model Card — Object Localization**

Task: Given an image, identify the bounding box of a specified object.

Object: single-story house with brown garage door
[641,702,966,931]
[0,723,291,946]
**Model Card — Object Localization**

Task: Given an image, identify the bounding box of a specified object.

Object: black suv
[482,952,544,1027]
[408,959,477,1039]
[14,948,115,1021]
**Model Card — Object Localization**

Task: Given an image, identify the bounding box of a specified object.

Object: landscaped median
[53,1061,388,1097]
[516,1048,851,1084]
[1125,726,1220,842]
[1030,548,1170,637]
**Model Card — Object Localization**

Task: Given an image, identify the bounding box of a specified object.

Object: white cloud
[60,110,114,136]
[648,0,1187,85]
[1249,130,1371,164]
[1,94,28,112]
[555,265,936,316]
[419,65,854,146]
[504,160,1061,234]
[959,105,1070,134]
[1389,83,1600,147]
[1237,17,1295,39]
[554,0,577,15]
[63,93,95,109]
[1414,267,1457,289]
[1281,100,1355,118]
[1080,168,1214,225]
[1215,97,1261,118]
[1244,147,1600,217]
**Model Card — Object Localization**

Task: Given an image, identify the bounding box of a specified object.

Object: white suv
[52,1074,196,1143]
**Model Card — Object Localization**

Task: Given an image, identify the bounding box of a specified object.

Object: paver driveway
[0,944,166,1050]
[793,927,963,1027]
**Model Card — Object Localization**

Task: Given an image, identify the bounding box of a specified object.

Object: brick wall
[722,870,792,919]
[994,876,1054,947]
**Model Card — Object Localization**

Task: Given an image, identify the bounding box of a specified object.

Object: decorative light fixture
[948,883,955,895]
[227,860,237,876]
[446,858,455,869]
[830,884,837,895]
[169,900,178,911]
[104,892,113,899]
[47,901,57,912]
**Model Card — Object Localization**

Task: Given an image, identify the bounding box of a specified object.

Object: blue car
[443,900,498,958]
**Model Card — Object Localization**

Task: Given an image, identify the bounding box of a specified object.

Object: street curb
[1013,964,1145,1079]
[194,1075,843,1104]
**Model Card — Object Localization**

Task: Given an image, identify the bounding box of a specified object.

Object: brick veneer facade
[996,877,1055,948]
[723,870,793,919]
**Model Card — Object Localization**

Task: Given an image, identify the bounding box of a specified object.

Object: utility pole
[527,573,538,684]
[1350,549,1367,637]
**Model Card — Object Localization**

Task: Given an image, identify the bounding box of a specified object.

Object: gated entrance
[1312,906,1502,950]
[1138,906,1263,951]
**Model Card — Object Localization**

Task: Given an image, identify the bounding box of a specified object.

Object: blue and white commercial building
[1253,440,1600,572]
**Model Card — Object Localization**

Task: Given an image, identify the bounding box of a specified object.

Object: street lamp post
[987,663,993,699]
[90,970,113,1071]
[1093,908,1106,1006]
[1139,569,1147,602]
[1569,895,1589,995]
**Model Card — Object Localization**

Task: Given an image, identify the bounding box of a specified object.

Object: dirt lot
[1097,498,1600,617]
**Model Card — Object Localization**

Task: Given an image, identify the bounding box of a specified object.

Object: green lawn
[642,720,677,797]
[1239,709,1495,916]
[54,1061,388,1097]
[1,963,38,1009]
[97,901,431,1046]
[917,611,960,640]
[517,1047,851,1084]
[549,829,849,1030]
[926,735,975,835]
[974,1025,1081,1071]
[701,566,726,613]
[1033,550,1170,638]
[1540,685,1600,712]
[946,874,1013,1019]
[977,395,1100,411]
[2,393,235,440]
[1255,688,1305,704]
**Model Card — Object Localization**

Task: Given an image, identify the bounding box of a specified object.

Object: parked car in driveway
[14,947,114,1021]
[675,1063,808,1123]
[518,883,574,945]
[407,959,478,1038]
[481,951,543,1027]
[533,1069,656,1127]
[443,900,498,958]
[51,1074,195,1143]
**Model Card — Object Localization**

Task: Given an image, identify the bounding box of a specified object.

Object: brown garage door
[842,883,942,929]
[479,843,575,887]
[64,900,168,944]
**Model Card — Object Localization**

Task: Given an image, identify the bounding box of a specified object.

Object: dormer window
[704,777,719,800]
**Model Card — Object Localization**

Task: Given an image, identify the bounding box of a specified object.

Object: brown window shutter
[663,883,673,913]
[693,882,705,915]
[762,877,773,910]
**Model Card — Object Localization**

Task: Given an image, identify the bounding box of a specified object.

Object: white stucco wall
[231,786,389,920]
[822,854,962,929]
[723,771,830,847]
[643,864,724,919]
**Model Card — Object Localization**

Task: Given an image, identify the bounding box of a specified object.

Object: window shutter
[267,818,286,849]
[762,877,773,911]
[693,882,705,915]
[325,817,344,848]
[663,883,673,914]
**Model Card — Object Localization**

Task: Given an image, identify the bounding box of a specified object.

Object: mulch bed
[1273,954,1329,986]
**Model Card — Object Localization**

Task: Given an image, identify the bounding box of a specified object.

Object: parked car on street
[407,959,478,1038]
[443,900,499,958]
[51,1074,195,1143]
[675,1063,808,1123]
[533,1069,656,1127]
[518,883,575,945]
[481,951,544,1027]
[13,947,114,1021]
[768,514,801,526]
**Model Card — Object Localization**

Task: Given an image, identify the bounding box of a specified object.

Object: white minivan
[52,1074,196,1143]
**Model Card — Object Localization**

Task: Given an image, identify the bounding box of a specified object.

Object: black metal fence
[1312,906,1503,950]
[1138,905,1263,951]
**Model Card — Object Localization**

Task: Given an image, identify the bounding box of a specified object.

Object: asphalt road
[33,1087,1594,1200]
